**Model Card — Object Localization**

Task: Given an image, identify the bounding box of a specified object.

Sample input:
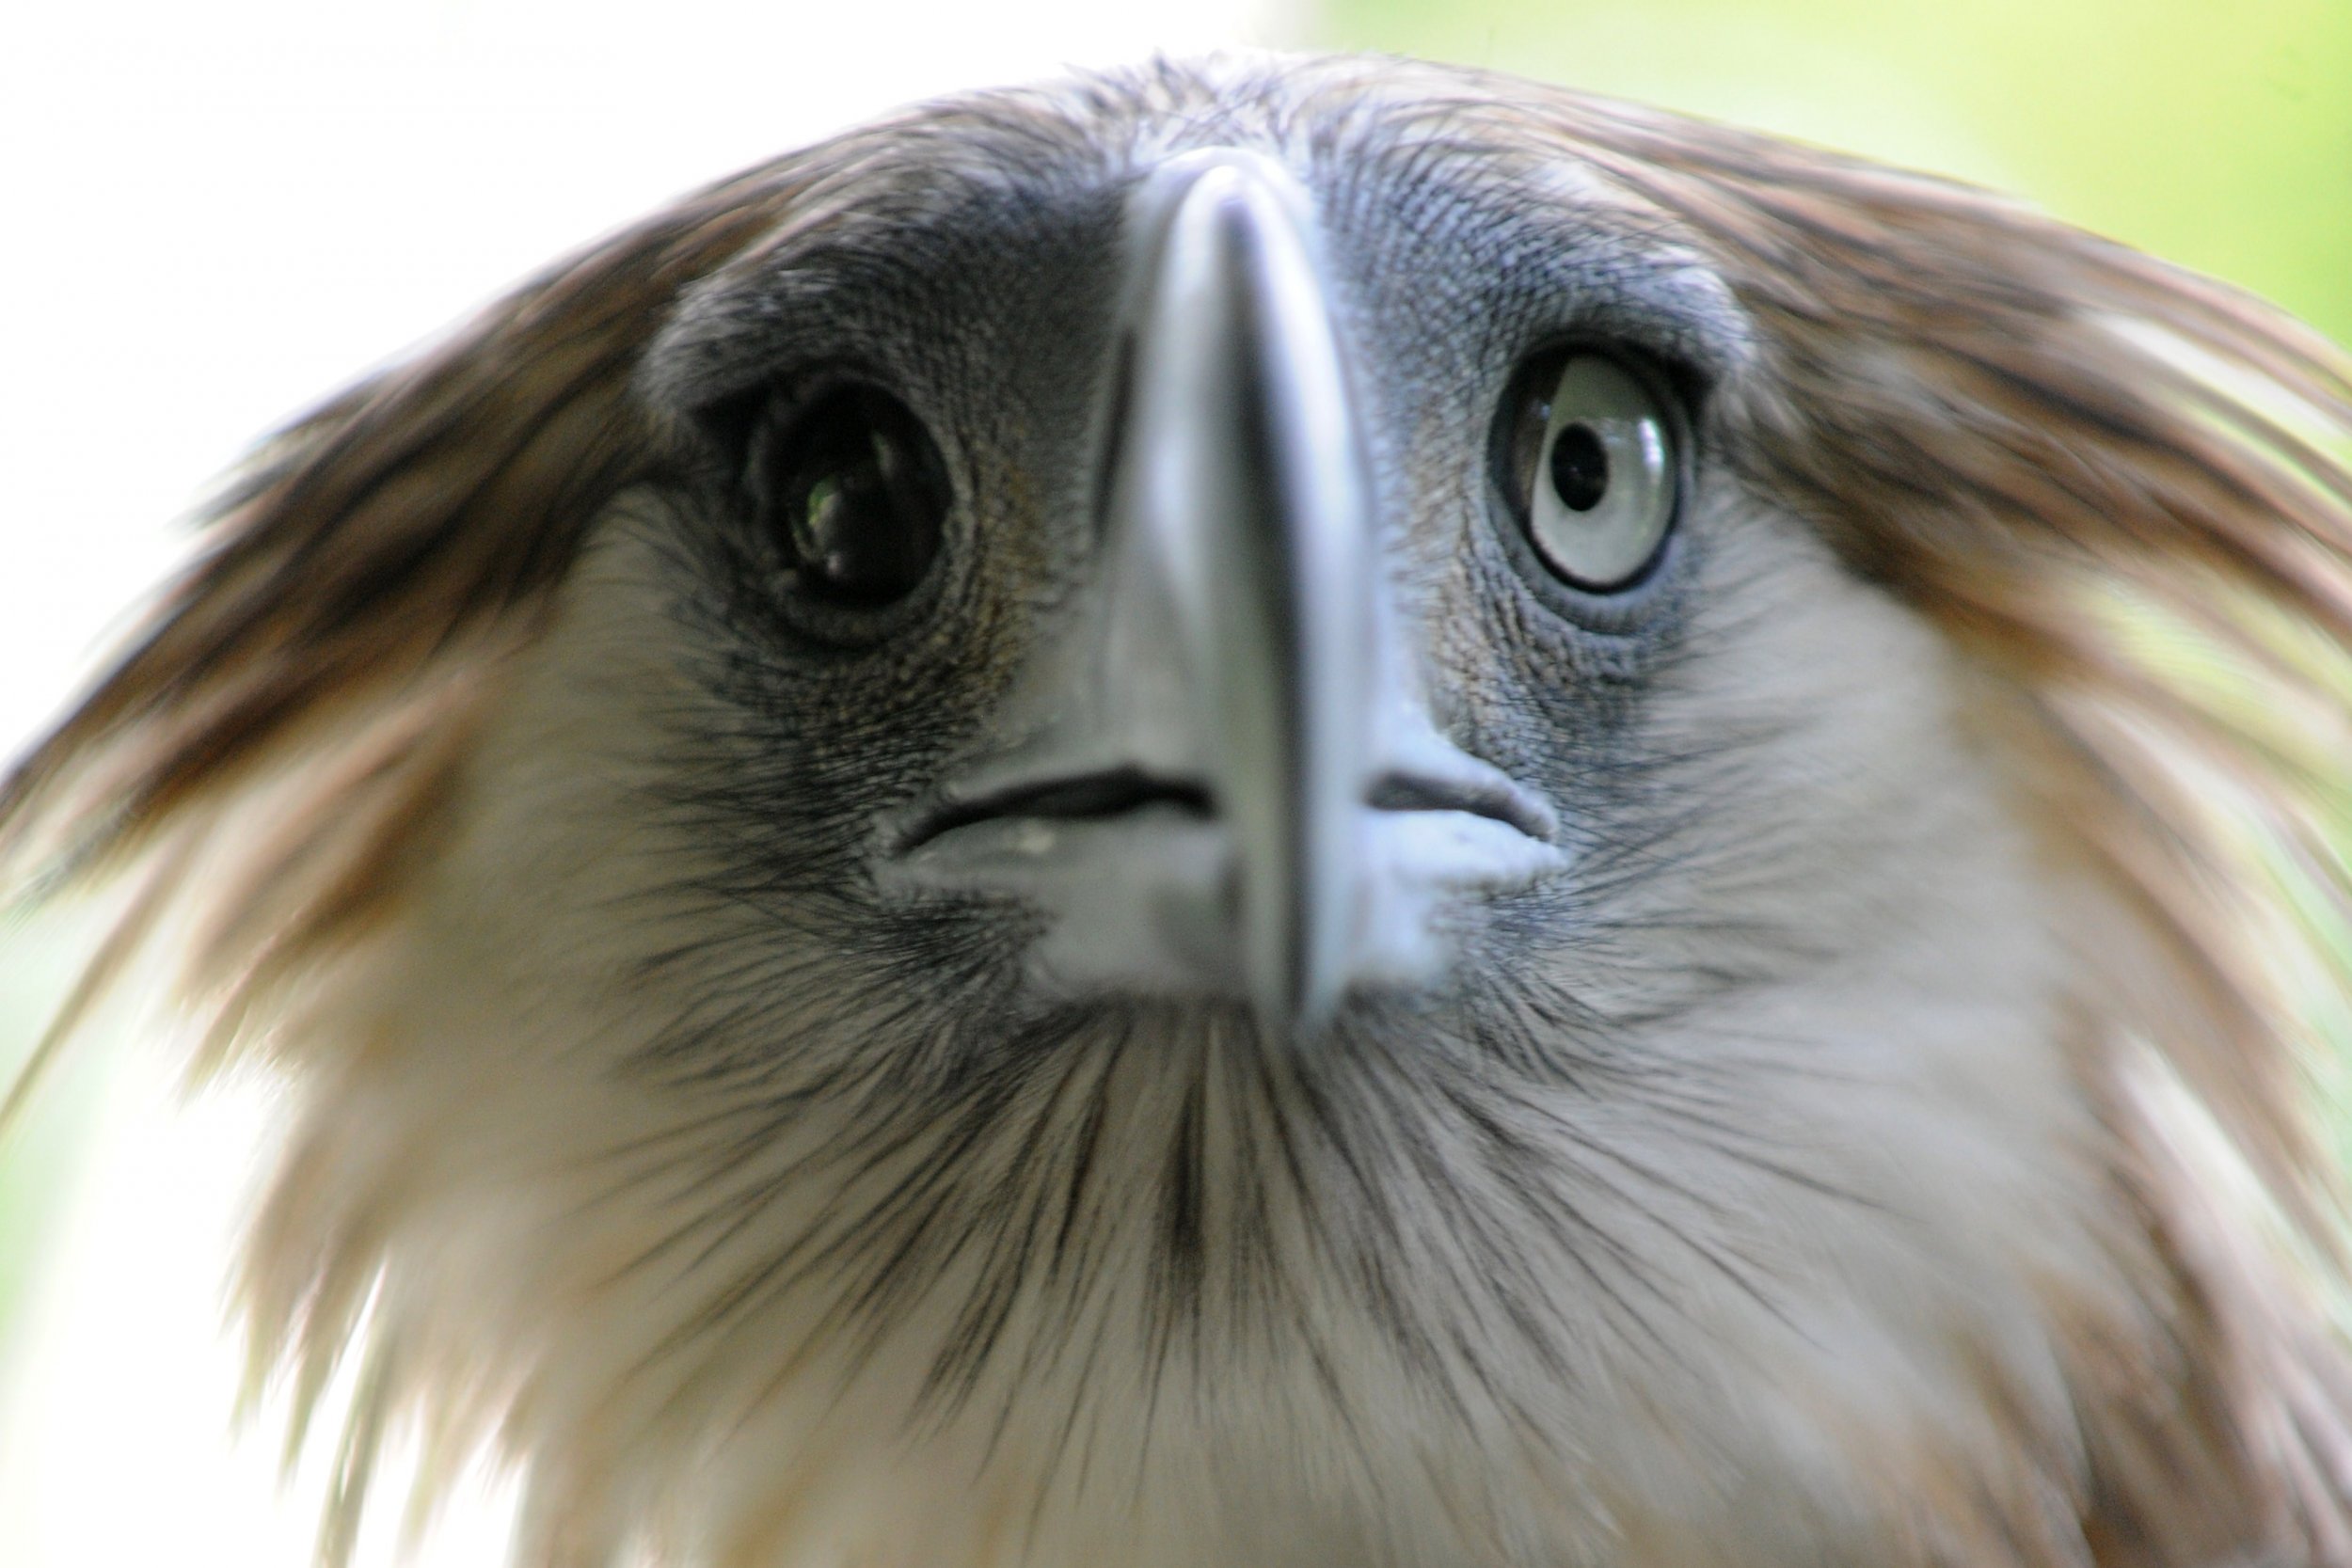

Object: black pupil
[762,386,946,607]
[1549,423,1609,513]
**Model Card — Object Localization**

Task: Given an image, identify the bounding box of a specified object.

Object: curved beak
[888,150,1560,1043]
[1111,150,1379,1036]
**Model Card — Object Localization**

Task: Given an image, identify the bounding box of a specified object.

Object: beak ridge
[1109,150,1380,1041]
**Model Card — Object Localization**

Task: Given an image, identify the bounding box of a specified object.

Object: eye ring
[735,375,953,645]
[1492,345,1687,598]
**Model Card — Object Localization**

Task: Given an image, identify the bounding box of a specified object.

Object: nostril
[1365,773,1458,815]
[993,768,1215,823]
[1367,770,1556,843]
[903,767,1216,852]
[907,765,1552,854]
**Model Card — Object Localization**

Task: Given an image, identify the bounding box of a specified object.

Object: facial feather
[8,52,2352,1568]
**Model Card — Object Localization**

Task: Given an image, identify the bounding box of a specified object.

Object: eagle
[7,51,2352,1568]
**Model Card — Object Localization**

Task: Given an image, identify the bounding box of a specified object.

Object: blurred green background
[1320,0,2352,345]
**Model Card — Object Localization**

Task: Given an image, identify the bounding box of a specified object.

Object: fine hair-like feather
[8,52,2352,1568]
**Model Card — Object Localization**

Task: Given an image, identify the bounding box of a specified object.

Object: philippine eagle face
[8,53,2352,1568]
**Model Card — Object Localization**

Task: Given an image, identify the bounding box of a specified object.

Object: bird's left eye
[1496,349,1681,594]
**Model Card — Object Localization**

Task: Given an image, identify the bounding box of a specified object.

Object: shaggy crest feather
[9,51,2352,1568]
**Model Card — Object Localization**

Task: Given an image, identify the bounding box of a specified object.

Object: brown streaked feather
[1532,83,2352,1187]
[9,54,2352,1567]
[1563,116,2352,1550]
[0,157,818,885]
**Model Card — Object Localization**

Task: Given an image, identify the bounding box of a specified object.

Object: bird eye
[750,383,948,609]
[1497,350,1681,594]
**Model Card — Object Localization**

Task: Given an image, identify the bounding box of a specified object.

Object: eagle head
[8,53,2352,1568]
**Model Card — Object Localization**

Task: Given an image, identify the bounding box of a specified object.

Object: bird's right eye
[747,382,949,610]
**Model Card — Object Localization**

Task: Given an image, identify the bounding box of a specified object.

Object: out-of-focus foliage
[1316,0,2352,347]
